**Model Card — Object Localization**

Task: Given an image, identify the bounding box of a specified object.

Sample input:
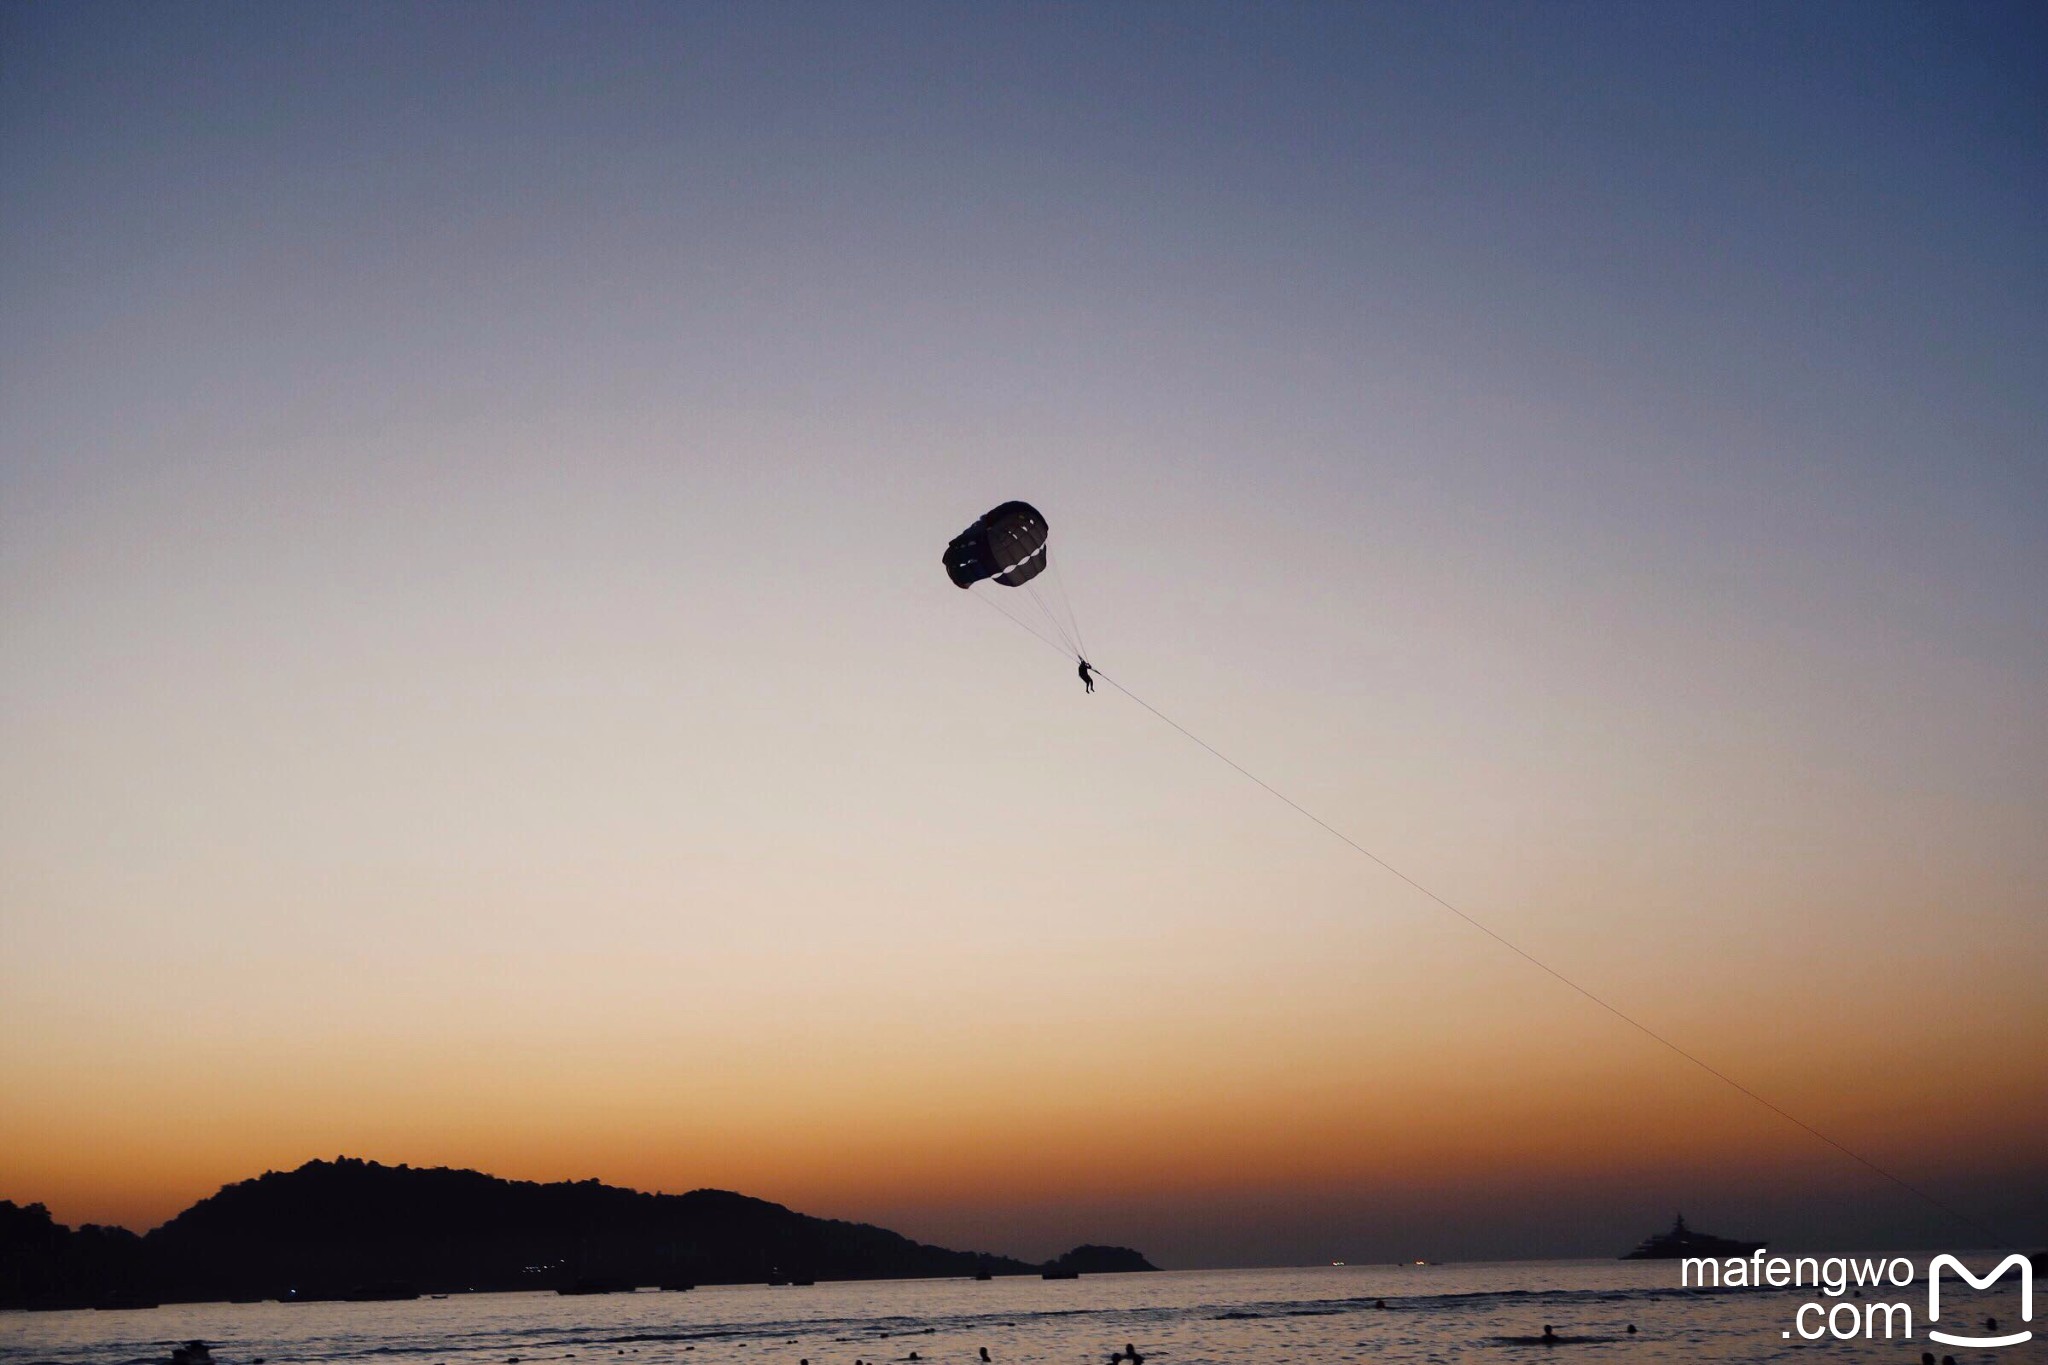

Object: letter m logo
[1928,1253,2033,1348]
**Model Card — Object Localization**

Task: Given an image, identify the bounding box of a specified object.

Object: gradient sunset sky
[2,2,2043,1266]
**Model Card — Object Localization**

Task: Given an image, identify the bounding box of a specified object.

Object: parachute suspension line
[1048,555,1087,662]
[976,588,1067,657]
[1022,582,1055,652]
[1087,664,2012,1251]
[1023,578,1082,660]
[969,584,1074,660]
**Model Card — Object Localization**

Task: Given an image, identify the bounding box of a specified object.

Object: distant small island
[0,1157,1155,1309]
[1043,1244,1156,1275]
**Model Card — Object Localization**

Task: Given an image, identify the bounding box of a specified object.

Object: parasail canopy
[944,499,1085,661]
[943,500,1049,589]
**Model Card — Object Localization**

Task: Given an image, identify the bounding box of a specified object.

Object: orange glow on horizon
[7,954,2040,1240]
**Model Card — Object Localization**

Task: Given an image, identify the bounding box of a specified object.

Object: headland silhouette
[0,1157,1155,1309]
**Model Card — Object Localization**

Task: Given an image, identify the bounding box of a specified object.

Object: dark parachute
[944,500,1085,663]
[943,501,1049,589]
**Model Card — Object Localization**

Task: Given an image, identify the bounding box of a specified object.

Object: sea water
[4,1262,2039,1365]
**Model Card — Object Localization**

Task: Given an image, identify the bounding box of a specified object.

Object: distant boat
[1329,1261,1346,1267]
[972,1270,994,1281]
[1042,1268,1080,1280]
[659,1282,695,1292]
[1623,1214,1766,1260]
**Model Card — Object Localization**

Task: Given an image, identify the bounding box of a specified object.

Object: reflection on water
[3,1262,2040,1365]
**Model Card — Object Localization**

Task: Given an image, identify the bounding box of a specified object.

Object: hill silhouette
[1,1158,1154,1307]
[1043,1244,1157,1275]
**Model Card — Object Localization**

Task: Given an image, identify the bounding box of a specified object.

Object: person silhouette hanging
[1077,659,1095,693]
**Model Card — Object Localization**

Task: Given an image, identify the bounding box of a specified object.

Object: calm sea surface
[4,1263,2039,1365]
